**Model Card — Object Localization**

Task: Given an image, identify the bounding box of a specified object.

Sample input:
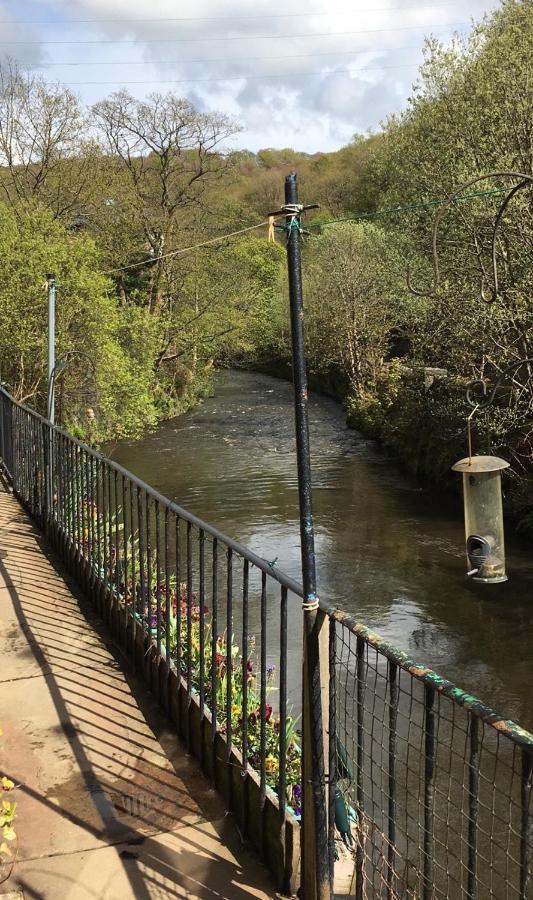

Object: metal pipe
[46,274,56,424]
[284,172,330,899]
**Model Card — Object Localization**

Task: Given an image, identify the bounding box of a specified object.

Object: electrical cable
[0,4,466,25]
[57,63,421,86]
[31,44,450,67]
[0,22,469,45]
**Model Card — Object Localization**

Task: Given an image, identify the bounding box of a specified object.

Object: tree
[306,223,416,397]
[0,60,94,220]
[91,91,241,312]
[0,202,159,440]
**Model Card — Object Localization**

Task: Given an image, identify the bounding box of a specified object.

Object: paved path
[0,490,276,899]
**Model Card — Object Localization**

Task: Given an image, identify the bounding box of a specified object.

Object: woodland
[0,0,532,519]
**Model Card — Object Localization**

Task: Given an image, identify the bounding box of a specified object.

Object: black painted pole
[283,173,330,899]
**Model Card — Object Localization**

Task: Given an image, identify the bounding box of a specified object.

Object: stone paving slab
[0,491,276,899]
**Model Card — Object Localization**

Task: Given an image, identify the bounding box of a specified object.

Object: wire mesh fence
[0,385,531,898]
[330,613,532,899]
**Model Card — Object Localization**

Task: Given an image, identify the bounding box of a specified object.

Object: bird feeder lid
[451,455,510,474]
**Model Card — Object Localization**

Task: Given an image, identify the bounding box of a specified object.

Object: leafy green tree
[0,202,159,439]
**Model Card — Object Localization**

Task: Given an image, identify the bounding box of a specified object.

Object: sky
[1,0,500,153]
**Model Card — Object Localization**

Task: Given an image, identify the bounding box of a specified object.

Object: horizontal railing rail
[0,383,531,898]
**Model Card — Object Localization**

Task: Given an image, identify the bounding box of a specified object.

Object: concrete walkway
[0,490,276,899]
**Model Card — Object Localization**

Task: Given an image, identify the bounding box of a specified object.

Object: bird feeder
[451,455,509,583]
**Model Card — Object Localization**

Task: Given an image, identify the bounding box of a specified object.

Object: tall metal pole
[46,273,56,424]
[283,173,330,899]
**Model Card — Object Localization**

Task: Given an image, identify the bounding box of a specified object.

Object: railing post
[302,609,331,898]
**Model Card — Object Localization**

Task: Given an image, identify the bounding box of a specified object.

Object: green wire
[308,187,510,229]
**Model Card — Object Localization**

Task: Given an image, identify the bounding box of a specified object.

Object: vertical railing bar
[387,661,398,900]
[186,521,193,697]
[328,618,337,889]
[70,438,76,558]
[69,438,76,555]
[107,463,113,615]
[164,507,171,666]
[423,684,436,900]
[226,546,233,808]
[185,520,193,751]
[137,487,145,636]
[130,478,137,666]
[198,529,206,768]
[259,571,267,806]
[241,558,249,834]
[278,584,288,822]
[80,446,87,569]
[466,714,479,899]
[89,450,96,586]
[199,531,206,718]
[121,471,129,646]
[95,456,102,595]
[520,747,532,900]
[145,492,152,636]
[83,450,88,585]
[74,442,82,577]
[175,516,181,675]
[211,536,218,780]
[155,499,162,655]
[355,635,365,900]
[114,469,120,607]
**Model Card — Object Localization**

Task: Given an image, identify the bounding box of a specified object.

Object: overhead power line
[57,63,421,87]
[0,3,460,25]
[0,22,469,45]
[31,44,448,67]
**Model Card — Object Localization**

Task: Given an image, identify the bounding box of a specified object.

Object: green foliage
[0,201,159,440]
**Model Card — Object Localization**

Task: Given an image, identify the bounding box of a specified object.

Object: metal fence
[0,385,531,899]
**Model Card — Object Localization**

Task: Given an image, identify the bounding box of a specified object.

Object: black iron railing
[0,384,531,898]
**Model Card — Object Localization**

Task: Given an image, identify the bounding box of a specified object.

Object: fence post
[276,173,331,900]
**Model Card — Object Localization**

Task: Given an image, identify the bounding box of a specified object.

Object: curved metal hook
[483,178,532,303]
[407,171,533,298]
[465,357,533,410]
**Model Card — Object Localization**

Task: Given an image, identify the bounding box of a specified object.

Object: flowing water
[110,369,533,729]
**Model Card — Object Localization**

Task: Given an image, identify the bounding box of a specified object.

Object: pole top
[286,172,297,183]
[46,273,56,284]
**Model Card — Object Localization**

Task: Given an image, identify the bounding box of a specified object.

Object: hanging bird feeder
[451,455,509,583]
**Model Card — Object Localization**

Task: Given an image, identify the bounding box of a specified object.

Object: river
[109,369,533,729]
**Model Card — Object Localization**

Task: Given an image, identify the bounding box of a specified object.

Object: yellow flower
[1,777,14,791]
[2,825,16,842]
[265,754,279,774]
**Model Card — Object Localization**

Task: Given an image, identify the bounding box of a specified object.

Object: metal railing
[0,384,531,898]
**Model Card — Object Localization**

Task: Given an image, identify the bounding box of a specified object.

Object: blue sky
[1,0,500,151]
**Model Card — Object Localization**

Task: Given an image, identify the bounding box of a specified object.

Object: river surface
[110,370,533,729]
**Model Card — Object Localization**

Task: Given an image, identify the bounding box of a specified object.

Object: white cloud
[0,0,500,151]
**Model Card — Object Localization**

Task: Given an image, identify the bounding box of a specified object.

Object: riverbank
[230,356,533,535]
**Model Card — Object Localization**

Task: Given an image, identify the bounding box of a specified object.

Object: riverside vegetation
[0,0,532,523]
